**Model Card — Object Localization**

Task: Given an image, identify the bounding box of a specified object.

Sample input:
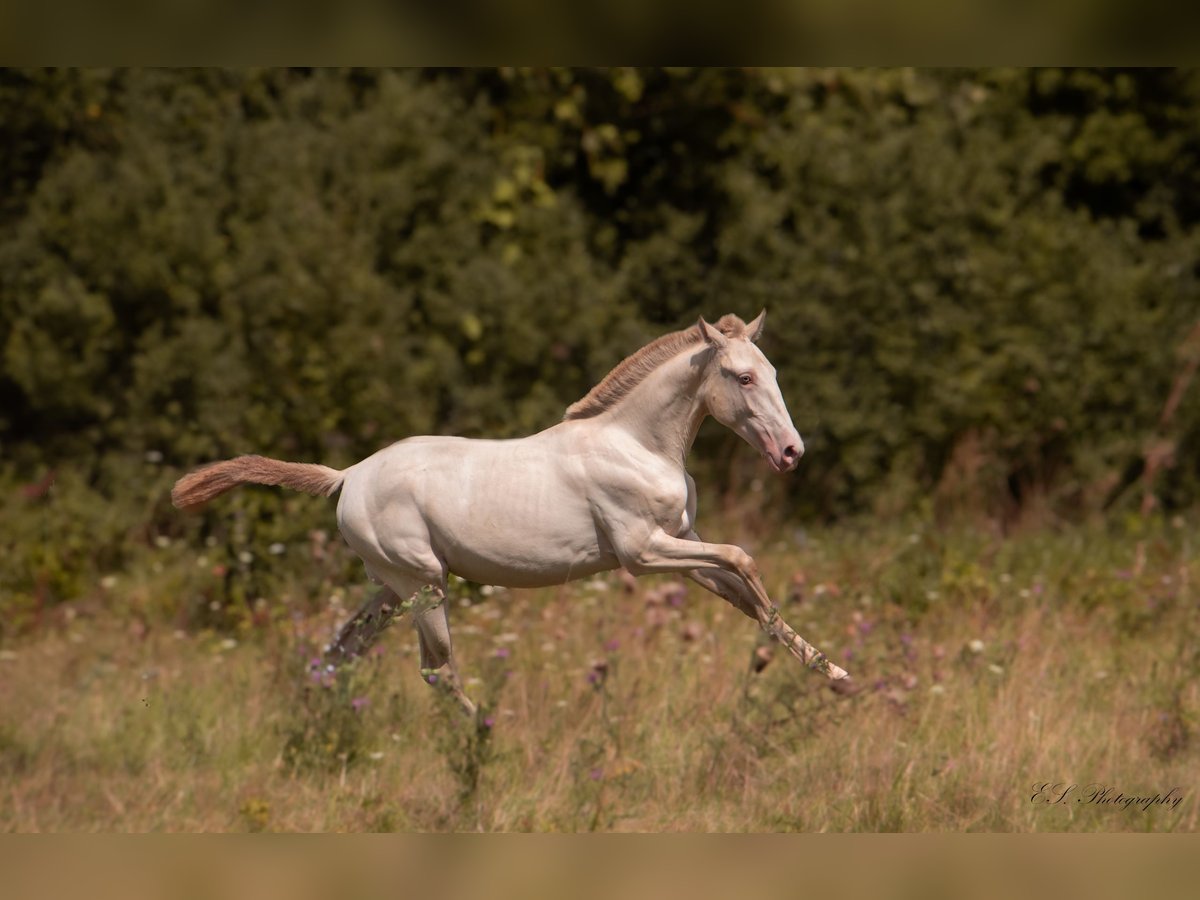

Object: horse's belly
[431,497,618,588]
[445,543,619,588]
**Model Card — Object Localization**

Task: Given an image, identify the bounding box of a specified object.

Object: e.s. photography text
[1031,782,1184,812]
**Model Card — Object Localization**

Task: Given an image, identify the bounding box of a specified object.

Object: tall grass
[0,514,1195,831]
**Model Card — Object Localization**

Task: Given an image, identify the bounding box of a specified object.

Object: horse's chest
[677,504,693,537]
[640,481,692,536]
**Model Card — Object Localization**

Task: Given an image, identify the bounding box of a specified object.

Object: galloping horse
[173,311,848,712]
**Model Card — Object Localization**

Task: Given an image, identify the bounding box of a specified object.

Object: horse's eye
[738,373,753,386]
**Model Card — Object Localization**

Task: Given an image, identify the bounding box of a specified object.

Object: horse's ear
[697,317,727,348]
[746,309,767,343]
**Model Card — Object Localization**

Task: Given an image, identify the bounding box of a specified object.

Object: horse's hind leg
[334,569,476,715]
[414,600,476,717]
[327,583,410,662]
[328,563,435,662]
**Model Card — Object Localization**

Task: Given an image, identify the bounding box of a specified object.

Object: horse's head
[698,310,804,473]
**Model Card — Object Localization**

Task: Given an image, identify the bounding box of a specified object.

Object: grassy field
[1,514,1196,831]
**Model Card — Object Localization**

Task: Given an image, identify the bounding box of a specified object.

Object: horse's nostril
[783,444,800,461]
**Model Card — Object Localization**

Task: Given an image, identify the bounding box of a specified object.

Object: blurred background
[3,68,1198,621]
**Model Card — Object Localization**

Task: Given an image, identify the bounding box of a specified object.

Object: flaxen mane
[564,314,748,420]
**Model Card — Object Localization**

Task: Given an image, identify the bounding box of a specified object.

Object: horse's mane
[564,314,749,420]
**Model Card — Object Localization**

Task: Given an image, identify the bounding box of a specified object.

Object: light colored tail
[171,454,344,510]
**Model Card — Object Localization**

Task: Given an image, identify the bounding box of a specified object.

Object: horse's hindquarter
[338,432,617,588]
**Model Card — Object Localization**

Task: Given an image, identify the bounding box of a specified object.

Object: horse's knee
[727,546,758,580]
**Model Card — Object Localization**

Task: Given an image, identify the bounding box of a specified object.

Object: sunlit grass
[1,515,1196,831]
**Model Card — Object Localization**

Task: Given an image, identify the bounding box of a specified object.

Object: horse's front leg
[620,528,849,681]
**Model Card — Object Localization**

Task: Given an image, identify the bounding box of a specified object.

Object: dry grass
[1,516,1196,831]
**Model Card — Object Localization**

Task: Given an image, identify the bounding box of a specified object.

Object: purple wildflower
[587,658,609,687]
[604,638,620,652]
[483,716,495,729]
[494,646,511,659]
[351,696,369,712]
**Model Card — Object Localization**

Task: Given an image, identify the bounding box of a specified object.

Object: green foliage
[2,68,1199,624]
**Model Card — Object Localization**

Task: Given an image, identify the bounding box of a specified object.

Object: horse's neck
[602,351,708,465]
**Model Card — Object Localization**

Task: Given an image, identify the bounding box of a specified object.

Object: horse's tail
[171,455,344,510]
